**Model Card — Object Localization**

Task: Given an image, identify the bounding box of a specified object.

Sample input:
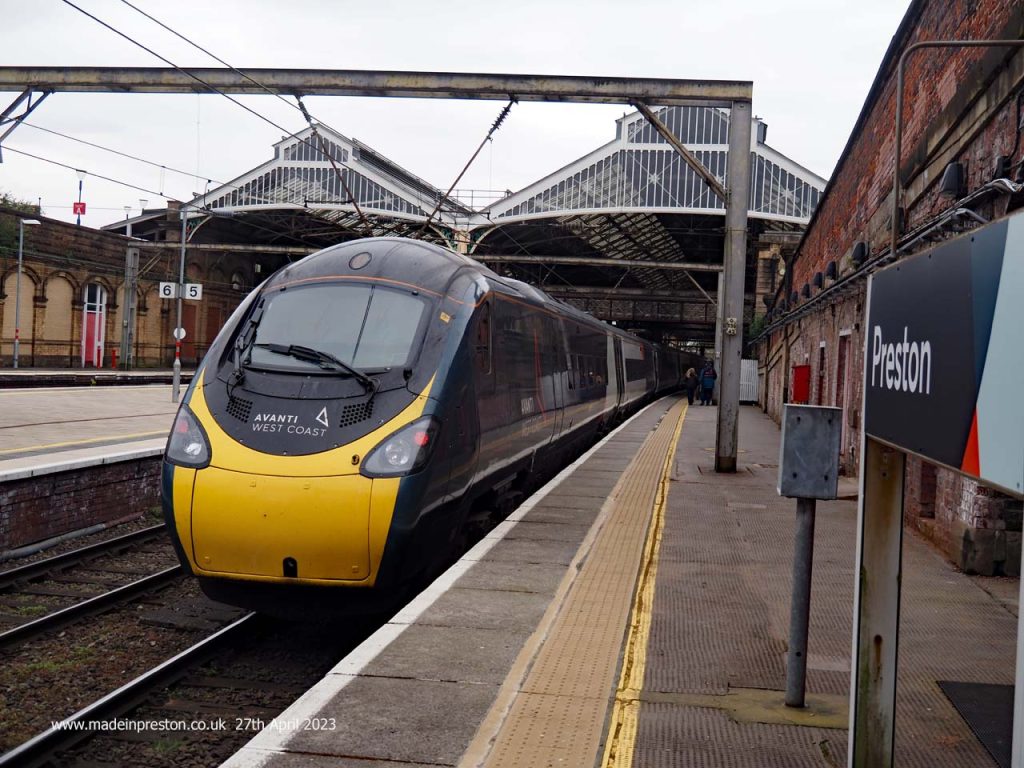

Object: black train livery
[163,238,697,614]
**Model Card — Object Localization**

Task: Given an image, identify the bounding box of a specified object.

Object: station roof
[104,105,825,345]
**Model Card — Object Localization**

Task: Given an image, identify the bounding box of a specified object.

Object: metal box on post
[778,405,842,499]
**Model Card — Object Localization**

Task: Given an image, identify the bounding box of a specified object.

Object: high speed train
[162,237,697,614]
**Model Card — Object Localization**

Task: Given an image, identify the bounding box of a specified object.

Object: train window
[249,283,428,372]
[356,289,429,368]
[475,303,492,375]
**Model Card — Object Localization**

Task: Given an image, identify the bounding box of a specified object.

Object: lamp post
[172,205,188,402]
[75,170,86,226]
[14,218,41,368]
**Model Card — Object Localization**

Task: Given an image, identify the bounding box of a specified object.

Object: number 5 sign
[184,283,203,301]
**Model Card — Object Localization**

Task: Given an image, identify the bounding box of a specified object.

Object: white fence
[740,359,759,403]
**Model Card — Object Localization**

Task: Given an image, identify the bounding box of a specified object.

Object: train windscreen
[248,283,429,372]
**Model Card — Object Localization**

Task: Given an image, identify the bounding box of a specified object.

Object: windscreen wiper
[227,300,265,396]
[254,342,377,392]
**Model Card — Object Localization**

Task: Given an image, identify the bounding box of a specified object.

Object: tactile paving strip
[637,405,1013,768]
[469,398,687,768]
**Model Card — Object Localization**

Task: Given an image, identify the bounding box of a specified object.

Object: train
[162,237,700,615]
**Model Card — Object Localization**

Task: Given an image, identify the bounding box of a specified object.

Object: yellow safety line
[600,402,687,768]
[0,430,168,455]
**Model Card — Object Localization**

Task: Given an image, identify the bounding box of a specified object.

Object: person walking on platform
[699,360,717,405]
[684,367,698,405]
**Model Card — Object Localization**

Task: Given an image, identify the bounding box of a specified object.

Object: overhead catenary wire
[21,121,226,191]
[295,97,370,233]
[420,98,516,235]
[18,121,284,207]
[114,0,464,226]
[59,0,307,146]
[63,0,427,228]
[2,145,331,249]
[2,146,168,199]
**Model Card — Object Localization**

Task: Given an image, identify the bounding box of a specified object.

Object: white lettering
[253,413,299,424]
[920,341,931,395]
[286,425,326,437]
[901,328,910,392]
[872,326,881,386]
[869,325,933,395]
[907,343,919,392]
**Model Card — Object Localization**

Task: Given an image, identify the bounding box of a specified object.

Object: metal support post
[172,209,186,403]
[1014,567,1024,768]
[13,222,24,368]
[715,100,752,472]
[119,247,139,371]
[714,271,724,401]
[848,437,905,768]
[786,497,816,707]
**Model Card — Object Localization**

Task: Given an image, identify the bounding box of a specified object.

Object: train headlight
[361,416,440,478]
[165,405,212,469]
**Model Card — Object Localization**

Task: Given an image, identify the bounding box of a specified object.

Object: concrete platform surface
[219,403,1017,768]
[0,368,193,387]
[0,385,178,474]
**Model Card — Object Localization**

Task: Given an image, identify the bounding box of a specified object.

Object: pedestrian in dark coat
[699,361,717,405]
[684,367,698,405]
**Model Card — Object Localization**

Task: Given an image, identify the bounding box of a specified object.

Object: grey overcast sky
[1,0,911,226]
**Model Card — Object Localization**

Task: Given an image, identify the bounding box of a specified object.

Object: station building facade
[754,0,1024,574]
[0,203,255,368]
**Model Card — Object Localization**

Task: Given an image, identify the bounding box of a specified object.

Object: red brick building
[0,204,256,368]
[754,0,1024,574]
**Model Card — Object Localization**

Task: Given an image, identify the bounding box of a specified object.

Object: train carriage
[162,238,696,614]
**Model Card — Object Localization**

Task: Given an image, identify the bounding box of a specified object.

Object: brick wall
[0,207,252,368]
[760,289,865,476]
[787,1,1024,294]
[755,0,1024,573]
[0,457,162,551]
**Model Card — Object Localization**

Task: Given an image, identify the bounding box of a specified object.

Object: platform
[211,399,1019,767]
[0,384,178,552]
[0,384,178,477]
[0,368,193,388]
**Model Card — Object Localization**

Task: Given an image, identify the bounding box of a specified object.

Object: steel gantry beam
[0,67,752,106]
[1,64,754,472]
[471,254,724,272]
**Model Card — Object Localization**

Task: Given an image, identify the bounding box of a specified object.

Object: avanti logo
[870,326,932,395]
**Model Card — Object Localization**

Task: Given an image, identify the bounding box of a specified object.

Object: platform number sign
[158,283,203,300]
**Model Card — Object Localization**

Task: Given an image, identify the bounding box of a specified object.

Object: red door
[81,284,106,367]
[791,365,811,404]
[816,345,826,405]
[836,335,851,455]
[182,304,197,364]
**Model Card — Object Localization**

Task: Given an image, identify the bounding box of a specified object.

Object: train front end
[161,239,469,615]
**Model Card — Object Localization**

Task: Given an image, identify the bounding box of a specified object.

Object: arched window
[82,283,107,367]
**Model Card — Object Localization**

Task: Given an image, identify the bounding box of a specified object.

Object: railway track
[1,611,379,768]
[0,525,182,648]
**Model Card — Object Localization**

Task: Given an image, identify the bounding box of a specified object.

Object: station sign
[158,283,204,300]
[864,212,1023,496]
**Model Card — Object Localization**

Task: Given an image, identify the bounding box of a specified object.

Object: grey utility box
[778,404,842,499]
